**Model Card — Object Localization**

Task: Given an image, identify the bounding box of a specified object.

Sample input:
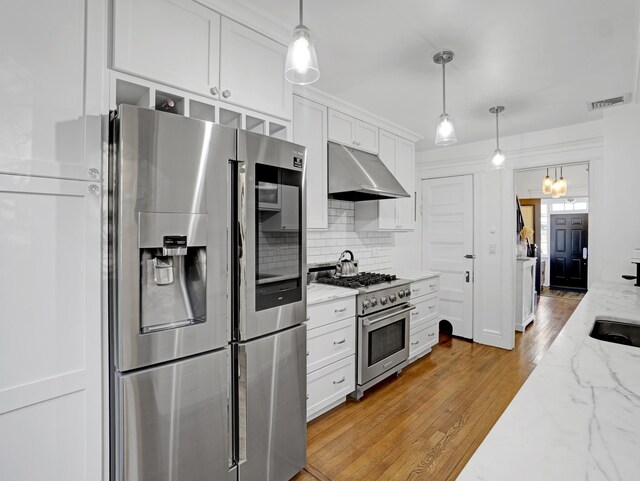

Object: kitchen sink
[589,319,640,348]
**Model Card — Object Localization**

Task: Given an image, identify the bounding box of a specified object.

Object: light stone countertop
[457,282,640,481]
[394,270,440,282]
[306,283,358,306]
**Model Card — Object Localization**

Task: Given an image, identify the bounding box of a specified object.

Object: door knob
[464,254,476,259]
[583,247,588,260]
[465,271,470,283]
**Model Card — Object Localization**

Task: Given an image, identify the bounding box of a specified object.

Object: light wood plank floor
[293,295,579,481]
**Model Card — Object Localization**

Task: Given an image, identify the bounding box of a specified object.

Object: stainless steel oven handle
[362,304,416,326]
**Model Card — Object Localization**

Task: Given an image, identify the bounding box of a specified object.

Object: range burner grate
[318,272,397,288]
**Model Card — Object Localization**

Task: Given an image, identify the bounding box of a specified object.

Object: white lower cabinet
[306,297,356,421]
[407,275,441,364]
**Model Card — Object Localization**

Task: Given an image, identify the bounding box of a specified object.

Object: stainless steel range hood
[328,141,409,201]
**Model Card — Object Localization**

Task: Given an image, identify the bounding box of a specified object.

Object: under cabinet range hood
[328,141,410,201]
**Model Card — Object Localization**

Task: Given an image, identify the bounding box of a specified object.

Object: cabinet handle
[428,305,436,310]
[412,288,420,294]
[88,168,100,179]
[428,332,435,337]
[411,311,419,316]
[335,307,347,313]
[209,87,219,96]
[222,90,231,98]
[88,184,100,196]
[411,340,420,346]
[429,284,437,288]
[333,338,346,345]
[333,376,346,385]
[306,351,309,356]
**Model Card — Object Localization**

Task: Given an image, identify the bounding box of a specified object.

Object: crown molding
[293,85,423,143]
[195,0,291,45]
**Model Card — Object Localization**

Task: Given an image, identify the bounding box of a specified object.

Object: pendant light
[284,0,320,85]
[551,168,561,198]
[556,166,568,196]
[433,51,457,146]
[489,106,505,169]
[542,168,553,195]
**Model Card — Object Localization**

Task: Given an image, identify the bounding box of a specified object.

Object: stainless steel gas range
[313,269,414,399]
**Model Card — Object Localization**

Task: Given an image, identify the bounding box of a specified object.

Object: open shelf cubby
[189,100,216,122]
[115,79,151,108]
[245,115,265,134]
[268,122,287,140]
[155,90,185,115]
[219,108,242,129]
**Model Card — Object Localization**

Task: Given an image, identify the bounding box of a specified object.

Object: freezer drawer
[113,349,233,481]
[237,324,307,481]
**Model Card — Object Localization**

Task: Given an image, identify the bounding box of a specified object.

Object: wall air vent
[587,93,631,111]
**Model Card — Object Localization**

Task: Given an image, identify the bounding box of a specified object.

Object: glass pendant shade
[556,176,568,196]
[491,148,506,169]
[284,25,320,85]
[551,179,561,198]
[435,113,457,146]
[542,174,554,195]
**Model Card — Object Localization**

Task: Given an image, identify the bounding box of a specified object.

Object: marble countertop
[457,282,640,481]
[394,270,440,282]
[307,283,358,306]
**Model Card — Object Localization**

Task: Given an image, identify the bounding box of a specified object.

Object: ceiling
[241,0,640,150]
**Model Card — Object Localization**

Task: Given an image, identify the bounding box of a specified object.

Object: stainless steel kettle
[335,250,358,277]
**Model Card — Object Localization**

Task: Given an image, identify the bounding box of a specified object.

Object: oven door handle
[362,304,416,326]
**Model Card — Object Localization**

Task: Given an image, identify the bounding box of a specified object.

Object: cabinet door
[293,96,328,229]
[0,175,102,481]
[355,120,379,153]
[0,0,102,180]
[113,0,220,98]
[377,130,397,230]
[395,138,415,230]
[328,109,357,147]
[220,18,292,120]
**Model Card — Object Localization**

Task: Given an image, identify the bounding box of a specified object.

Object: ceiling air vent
[587,93,631,111]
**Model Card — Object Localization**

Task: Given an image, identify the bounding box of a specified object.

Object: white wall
[395,119,605,349]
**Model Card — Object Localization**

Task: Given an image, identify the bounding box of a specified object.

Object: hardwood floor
[294,296,579,481]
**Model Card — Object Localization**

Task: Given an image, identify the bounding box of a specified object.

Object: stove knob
[362,299,370,310]
[398,290,405,298]
[380,296,388,306]
[370,297,378,307]
[404,288,411,298]
[389,294,397,303]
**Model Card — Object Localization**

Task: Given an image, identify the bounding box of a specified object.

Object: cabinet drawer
[307,356,355,420]
[307,298,356,330]
[410,294,439,329]
[307,318,355,373]
[409,322,438,359]
[410,277,439,300]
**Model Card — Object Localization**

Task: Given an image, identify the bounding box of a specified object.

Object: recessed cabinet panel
[355,120,379,153]
[328,109,357,147]
[396,138,415,229]
[377,131,397,230]
[220,18,292,119]
[0,0,95,179]
[293,96,328,229]
[113,0,220,97]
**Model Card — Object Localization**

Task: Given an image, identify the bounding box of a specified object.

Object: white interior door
[421,175,474,338]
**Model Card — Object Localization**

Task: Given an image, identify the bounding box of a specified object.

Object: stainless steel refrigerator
[109,104,307,481]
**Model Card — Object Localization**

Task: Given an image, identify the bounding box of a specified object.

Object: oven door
[358,304,414,385]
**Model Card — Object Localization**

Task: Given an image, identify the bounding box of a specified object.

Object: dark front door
[550,213,588,290]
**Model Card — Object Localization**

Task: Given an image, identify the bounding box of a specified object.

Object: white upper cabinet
[395,138,415,230]
[113,0,221,97]
[220,18,292,120]
[0,0,102,180]
[112,0,292,120]
[293,96,328,229]
[328,109,379,154]
[377,131,397,229]
[355,130,415,231]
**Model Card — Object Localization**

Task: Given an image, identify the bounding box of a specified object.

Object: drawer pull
[412,288,420,293]
[306,351,309,356]
[428,332,435,337]
[411,311,419,316]
[428,305,436,310]
[333,376,346,385]
[411,340,420,346]
[429,283,437,288]
[333,338,346,345]
[334,307,347,313]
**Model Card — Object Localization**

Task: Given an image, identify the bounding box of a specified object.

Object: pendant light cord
[299,0,303,26]
[495,111,500,150]
[442,62,446,114]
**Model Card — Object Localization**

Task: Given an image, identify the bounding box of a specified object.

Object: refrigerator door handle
[237,344,248,464]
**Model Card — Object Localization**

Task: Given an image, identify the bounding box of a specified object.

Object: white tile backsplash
[307,200,394,271]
